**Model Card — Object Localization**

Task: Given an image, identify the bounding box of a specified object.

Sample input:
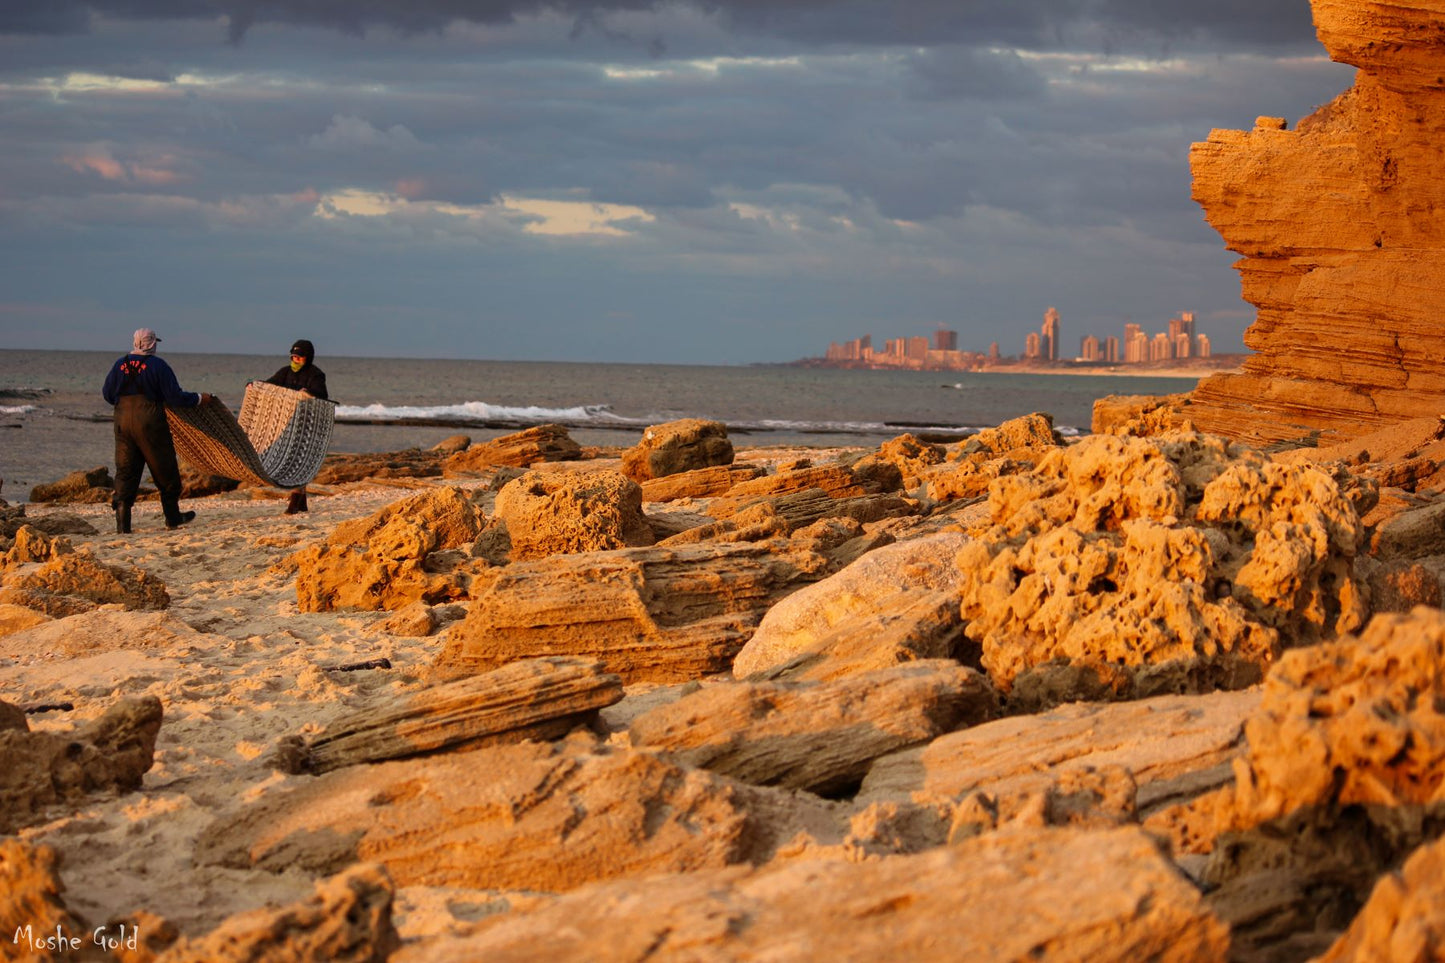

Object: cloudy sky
[0,0,1354,364]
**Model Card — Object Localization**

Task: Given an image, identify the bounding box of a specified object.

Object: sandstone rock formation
[0,839,92,962]
[733,531,971,678]
[27,466,113,504]
[918,411,1066,502]
[290,486,489,612]
[278,657,624,774]
[396,826,1229,963]
[442,424,582,476]
[1314,833,1445,963]
[955,431,1372,709]
[491,468,655,561]
[157,863,399,963]
[857,688,1259,856]
[629,660,997,795]
[1,525,72,569]
[435,541,833,683]
[639,463,765,502]
[620,418,734,482]
[313,448,446,485]
[1186,1,1445,445]
[0,548,170,617]
[0,696,163,833]
[198,740,842,893]
[1173,606,1445,960]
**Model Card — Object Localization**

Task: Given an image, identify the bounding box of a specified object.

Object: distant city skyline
[822,306,1214,371]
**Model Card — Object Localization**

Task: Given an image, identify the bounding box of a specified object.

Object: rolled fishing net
[166,381,336,488]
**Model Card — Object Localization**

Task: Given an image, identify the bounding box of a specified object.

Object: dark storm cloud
[0,0,1320,52]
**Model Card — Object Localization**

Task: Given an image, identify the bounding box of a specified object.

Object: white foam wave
[333,400,627,424]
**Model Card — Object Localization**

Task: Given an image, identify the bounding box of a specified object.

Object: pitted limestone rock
[492,468,656,561]
[957,431,1371,705]
[291,486,488,612]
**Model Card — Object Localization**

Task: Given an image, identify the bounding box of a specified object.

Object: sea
[0,349,1202,497]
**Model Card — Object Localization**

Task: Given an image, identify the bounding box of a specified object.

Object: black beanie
[289,339,315,363]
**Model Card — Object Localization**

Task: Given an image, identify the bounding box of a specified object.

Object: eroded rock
[734,532,970,678]
[629,660,997,795]
[621,418,734,482]
[491,468,655,561]
[158,863,398,963]
[0,548,169,616]
[0,696,163,833]
[956,431,1370,708]
[197,740,842,893]
[395,826,1229,963]
[280,657,624,774]
[436,541,834,684]
[290,487,489,612]
[1196,607,1445,960]
[442,424,583,476]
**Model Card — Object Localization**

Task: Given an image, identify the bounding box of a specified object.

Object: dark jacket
[102,354,201,407]
[265,363,328,399]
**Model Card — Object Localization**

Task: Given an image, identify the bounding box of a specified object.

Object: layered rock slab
[628,660,997,795]
[157,863,399,963]
[396,826,1229,963]
[733,532,970,679]
[278,657,624,774]
[196,741,842,893]
[435,541,833,684]
[1186,1,1445,445]
[442,424,583,475]
[620,418,734,482]
[857,688,1257,855]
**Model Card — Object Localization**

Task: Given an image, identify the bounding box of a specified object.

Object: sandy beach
[5,406,1445,960]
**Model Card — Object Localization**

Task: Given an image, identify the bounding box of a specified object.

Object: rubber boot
[284,490,308,515]
[114,501,132,535]
[161,497,195,530]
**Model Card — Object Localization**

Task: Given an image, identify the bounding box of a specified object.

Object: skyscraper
[1042,307,1060,361]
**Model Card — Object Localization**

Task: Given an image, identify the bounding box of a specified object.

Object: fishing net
[166,381,336,489]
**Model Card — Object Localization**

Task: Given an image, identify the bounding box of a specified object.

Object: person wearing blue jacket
[101,328,214,533]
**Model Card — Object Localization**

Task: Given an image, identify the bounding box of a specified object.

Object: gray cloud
[0,0,1354,363]
[1,0,1320,52]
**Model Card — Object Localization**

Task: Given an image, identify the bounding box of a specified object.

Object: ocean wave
[334,400,632,427]
[330,401,1015,438]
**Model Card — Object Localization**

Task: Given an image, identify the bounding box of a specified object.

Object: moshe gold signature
[13,924,141,953]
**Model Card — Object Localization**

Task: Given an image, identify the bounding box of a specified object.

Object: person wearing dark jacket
[261,338,327,514]
[265,339,328,399]
[101,327,214,533]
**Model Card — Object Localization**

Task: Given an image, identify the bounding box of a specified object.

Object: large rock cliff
[1186,0,1445,446]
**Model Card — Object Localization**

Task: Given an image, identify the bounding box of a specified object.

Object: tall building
[1150,332,1172,361]
[988,341,999,361]
[1080,335,1100,362]
[907,336,930,360]
[934,327,958,351]
[1024,331,1041,359]
[1105,336,1119,363]
[1041,307,1060,361]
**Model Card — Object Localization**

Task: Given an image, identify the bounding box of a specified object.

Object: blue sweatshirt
[102,354,201,407]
